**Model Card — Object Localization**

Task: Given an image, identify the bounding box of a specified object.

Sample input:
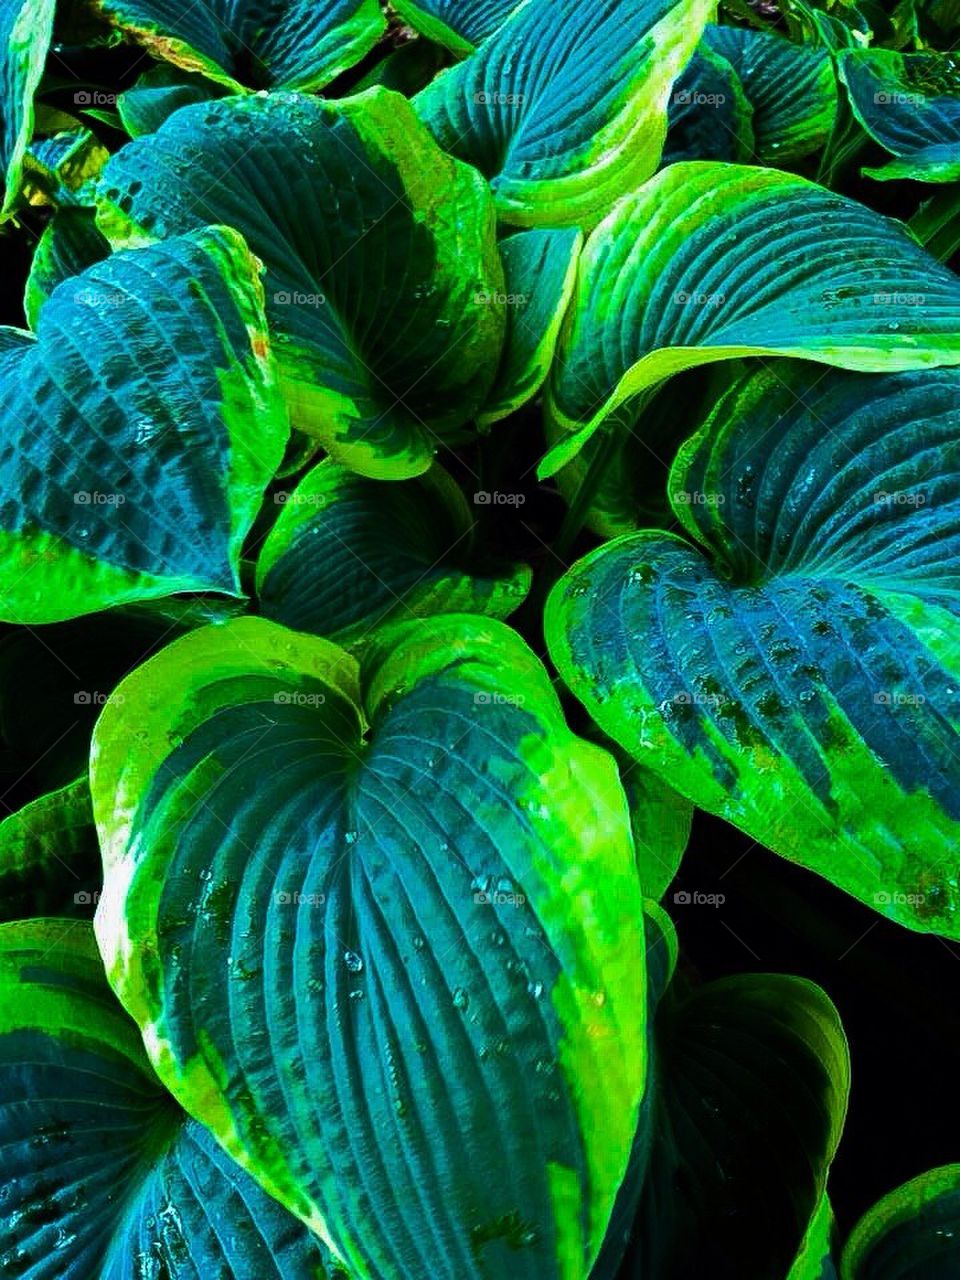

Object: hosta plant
[0,0,959,1276]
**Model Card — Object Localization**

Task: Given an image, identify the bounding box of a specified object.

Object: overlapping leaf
[839,49,960,181]
[117,63,226,137]
[414,0,714,227]
[0,779,98,921]
[0,919,339,1277]
[547,361,960,936]
[98,89,505,479]
[542,162,960,476]
[94,0,384,92]
[1,0,56,216]
[256,461,532,641]
[93,614,646,1280]
[392,0,521,55]
[0,227,289,624]
[24,207,110,327]
[841,1164,960,1277]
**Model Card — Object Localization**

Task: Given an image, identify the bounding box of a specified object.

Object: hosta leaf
[21,126,109,208]
[0,919,339,1277]
[98,89,505,479]
[0,0,55,216]
[838,49,960,181]
[542,162,960,477]
[664,44,755,164]
[0,227,289,624]
[23,207,110,328]
[392,0,521,55]
[703,25,838,163]
[94,0,384,91]
[841,1165,960,1278]
[414,0,715,228]
[117,63,225,137]
[256,461,532,641]
[789,1197,838,1280]
[629,973,849,1279]
[0,778,98,921]
[92,614,646,1280]
[479,227,582,427]
[547,360,960,936]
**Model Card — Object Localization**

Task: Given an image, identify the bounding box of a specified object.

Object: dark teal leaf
[392,0,521,54]
[841,1165,960,1278]
[117,63,227,137]
[23,207,110,328]
[0,0,55,216]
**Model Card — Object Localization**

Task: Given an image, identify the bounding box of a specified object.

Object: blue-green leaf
[0,919,340,1277]
[542,162,960,477]
[23,207,110,328]
[98,89,505,480]
[392,0,521,54]
[665,44,755,164]
[92,615,646,1280]
[414,0,714,227]
[117,63,226,137]
[93,0,385,91]
[1,0,56,216]
[839,49,960,181]
[256,461,532,642]
[547,360,960,937]
[0,227,289,623]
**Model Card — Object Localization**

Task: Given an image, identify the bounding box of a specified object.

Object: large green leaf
[414,0,714,228]
[256,461,532,642]
[92,614,646,1280]
[391,0,521,55]
[0,0,55,217]
[629,972,849,1279]
[0,227,289,623]
[547,361,960,937]
[94,0,384,91]
[838,49,960,181]
[0,918,340,1277]
[0,778,98,921]
[98,88,505,479]
[117,63,226,138]
[542,162,960,477]
[841,1165,960,1277]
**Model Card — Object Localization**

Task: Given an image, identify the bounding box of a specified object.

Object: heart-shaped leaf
[630,971,849,1279]
[841,1165,960,1278]
[256,461,532,642]
[0,226,289,623]
[414,0,714,228]
[838,49,960,181]
[94,0,384,92]
[0,0,55,216]
[547,360,960,937]
[542,162,960,476]
[478,227,582,427]
[98,89,505,480]
[0,919,341,1277]
[92,614,646,1280]
[392,0,521,55]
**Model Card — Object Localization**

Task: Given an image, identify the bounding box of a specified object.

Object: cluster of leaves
[1,0,960,1276]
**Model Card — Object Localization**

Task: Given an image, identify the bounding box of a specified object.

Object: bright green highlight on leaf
[839,49,960,181]
[0,0,56,217]
[0,226,289,624]
[542,161,960,477]
[92,614,646,1280]
[841,1164,960,1277]
[98,88,505,480]
[93,0,384,92]
[414,0,715,228]
[0,918,338,1276]
[547,361,960,938]
[256,460,532,642]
